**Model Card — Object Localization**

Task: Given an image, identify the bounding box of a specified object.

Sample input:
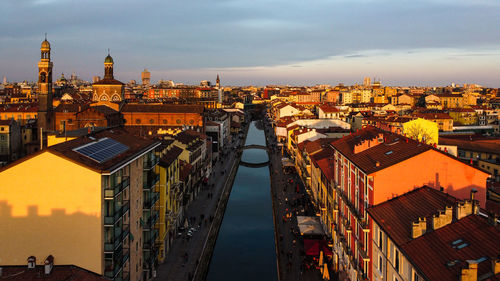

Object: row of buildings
[266,91,500,280]
[0,39,248,280]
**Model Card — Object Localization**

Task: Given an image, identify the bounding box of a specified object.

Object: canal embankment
[205,120,277,281]
[192,122,250,281]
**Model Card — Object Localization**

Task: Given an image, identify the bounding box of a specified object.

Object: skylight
[385,151,393,155]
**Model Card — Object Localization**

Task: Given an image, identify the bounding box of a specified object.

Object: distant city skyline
[1,0,500,87]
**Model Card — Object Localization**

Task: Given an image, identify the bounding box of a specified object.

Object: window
[149,119,154,124]
[413,272,420,281]
[379,229,383,249]
[136,119,141,124]
[394,248,400,272]
[379,255,383,272]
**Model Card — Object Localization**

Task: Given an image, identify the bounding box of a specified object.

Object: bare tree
[404,121,435,144]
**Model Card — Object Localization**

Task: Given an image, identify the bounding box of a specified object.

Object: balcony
[104,202,130,226]
[104,249,125,279]
[143,173,159,190]
[143,156,160,170]
[104,177,130,200]
[143,192,159,210]
[143,211,159,230]
[143,229,159,249]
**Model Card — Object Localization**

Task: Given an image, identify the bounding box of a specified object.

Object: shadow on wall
[0,200,101,272]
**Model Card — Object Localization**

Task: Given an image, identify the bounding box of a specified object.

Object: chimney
[44,255,54,275]
[432,206,453,230]
[411,217,426,239]
[470,188,478,214]
[460,260,478,281]
[27,256,36,269]
[456,200,474,220]
[493,258,500,275]
[488,213,498,226]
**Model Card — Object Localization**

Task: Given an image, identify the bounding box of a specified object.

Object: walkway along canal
[205,121,278,281]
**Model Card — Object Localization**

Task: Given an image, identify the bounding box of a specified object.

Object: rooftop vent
[27,256,36,269]
[44,255,54,275]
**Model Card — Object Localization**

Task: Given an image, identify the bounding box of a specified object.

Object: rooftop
[121,103,204,114]
[48,127,159,173]
[330,126,431,174]
[0,264,108,280]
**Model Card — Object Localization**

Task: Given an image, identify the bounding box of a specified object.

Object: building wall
[372,149,489,207]
[93,84,124,102]
[0,151,102,273]
[122,112,203,128]
[129,157,144,281]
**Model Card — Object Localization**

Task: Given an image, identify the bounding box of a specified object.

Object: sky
[1,0,500,87]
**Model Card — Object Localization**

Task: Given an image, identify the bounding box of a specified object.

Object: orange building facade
[329,126,489,281]
[121,104,204,128]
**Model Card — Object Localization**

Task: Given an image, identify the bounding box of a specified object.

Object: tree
[403,119,437,144]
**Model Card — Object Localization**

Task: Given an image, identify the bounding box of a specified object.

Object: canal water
[206,121,278,281]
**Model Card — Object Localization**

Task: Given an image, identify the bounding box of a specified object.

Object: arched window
[39,72,47,83]
[100,94,109,101]
[111,94,121,101]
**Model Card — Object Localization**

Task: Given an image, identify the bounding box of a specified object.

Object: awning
[297,216,326,236]
[304,239,333,257]
[304,239,320,256]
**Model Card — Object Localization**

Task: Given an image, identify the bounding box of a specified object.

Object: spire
[44,33,47,41]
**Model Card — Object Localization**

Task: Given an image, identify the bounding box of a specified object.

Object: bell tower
[37,35,53,132]
[104,50,114,80]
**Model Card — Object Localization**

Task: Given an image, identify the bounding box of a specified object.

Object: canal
[206,121,278,281]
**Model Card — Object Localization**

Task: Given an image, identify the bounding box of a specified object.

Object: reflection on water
[206,121,277,281]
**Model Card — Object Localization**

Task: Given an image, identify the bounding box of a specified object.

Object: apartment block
[0,128,161,281]
[369,186,500,281]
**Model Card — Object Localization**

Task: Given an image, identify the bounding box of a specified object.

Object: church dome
[104,54,114,63]
[41,39,50,49]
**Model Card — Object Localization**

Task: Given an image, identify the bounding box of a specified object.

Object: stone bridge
[238,144,270,167]
[239,160,270,168]
[241,144,269,152]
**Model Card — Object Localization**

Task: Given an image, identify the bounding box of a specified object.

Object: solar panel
[74,137,129,163]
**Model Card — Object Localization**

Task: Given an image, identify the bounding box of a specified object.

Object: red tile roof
[403,215,500,281]
[159,145,183,167]
[368,186,459,246]
[369,186,500,281]
[0,265,108,280]
[330,126,431,174]
[439,138,500,155]
[121,104,204,113]
[92,78,124,85]
[319,105,339,113]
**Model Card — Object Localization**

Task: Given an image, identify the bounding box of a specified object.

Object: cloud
[0,0,500,85]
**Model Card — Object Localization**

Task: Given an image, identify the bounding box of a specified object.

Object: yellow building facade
[0,151,102,273]
[0,128,161,281]
[156,141,182,263]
